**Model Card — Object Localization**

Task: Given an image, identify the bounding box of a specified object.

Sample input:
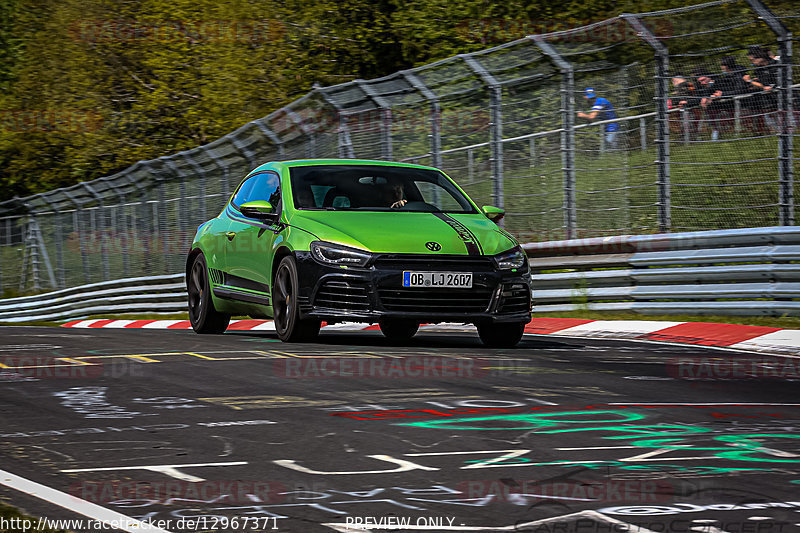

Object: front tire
[379,319,419,341]
[477,321,525,348]
[188,253,231,334]
[273,255,320,342]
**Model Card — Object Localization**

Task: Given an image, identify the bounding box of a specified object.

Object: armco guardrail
[1,226,799,322]
[0,274,186,323]
[525,226,800,316]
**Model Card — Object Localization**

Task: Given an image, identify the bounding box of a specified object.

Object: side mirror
[240,200,275,219]
[482,205,505,224]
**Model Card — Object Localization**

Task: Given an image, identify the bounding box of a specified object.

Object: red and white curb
[524,318,800,357]
[61,317,800,356]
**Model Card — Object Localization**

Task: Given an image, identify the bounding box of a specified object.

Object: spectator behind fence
[669,76,702,138]
[744,45,779,131]
[699,57,749,140]
[691,67,722,140]
[717,56,749,100]
[577,87,619,150]
[669,76,696,110]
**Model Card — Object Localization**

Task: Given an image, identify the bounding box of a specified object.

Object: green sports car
[186,159,531,346]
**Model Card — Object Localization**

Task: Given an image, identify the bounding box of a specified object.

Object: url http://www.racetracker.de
[0,516,282,531]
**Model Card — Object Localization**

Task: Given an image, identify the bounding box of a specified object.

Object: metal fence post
[462,55,505,213]
[180,152,208,222]
[468,148,475,183]
[640,118,647,150]
[356,80,394,160]
[207,151,234,201]
[534,37,576,239]
[119,172,147,278]
[39,197,65,289]
[313,91,354,159]
[622,13,671,232]
[401,71,442,169]
[30,216,56,290]
[283,108,317,159]
[59,189,90,284]
[529,137,536,168]
[80,183,109,281]
[138,184,152,276]
[229,136,258,171]
[682,109,690,145]
[744,0,794,225]
[252,118,286,161]
[162,159,189,262]
[151,166,170,273]
[114,190,129,279]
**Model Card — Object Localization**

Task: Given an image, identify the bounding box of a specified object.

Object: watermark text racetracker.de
[0,516,280,531]
[667,356,800,380]
[70,480,287,505]
[0,110,103,133]
[0,357,146,380]
[456,17,673,44]
[273,357,490,379]
[456,479,674,504]
[68,19,286,44]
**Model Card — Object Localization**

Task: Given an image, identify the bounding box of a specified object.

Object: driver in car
[383,183,407,209]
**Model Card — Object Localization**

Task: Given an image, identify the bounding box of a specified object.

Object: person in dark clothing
[744,45,780,131]
[669,76,696,109]
[690,68,722,140]
[716,56,749,100]
[705,56,749,137]
[691,68,716,107]
[669,76,701,137]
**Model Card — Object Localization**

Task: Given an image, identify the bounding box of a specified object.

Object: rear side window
[232,172,281,211]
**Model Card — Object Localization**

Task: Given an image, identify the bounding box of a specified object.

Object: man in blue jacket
[578,87,620,149]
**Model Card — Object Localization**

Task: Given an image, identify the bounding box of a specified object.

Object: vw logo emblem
[425,241,442,251]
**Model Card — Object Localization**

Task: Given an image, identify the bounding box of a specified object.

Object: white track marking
[249,321,276,331]
[0,467,172,533]
[141,320,183,329]
[555,320,683,336]
[70,320,107,328]
[61,461,248,482]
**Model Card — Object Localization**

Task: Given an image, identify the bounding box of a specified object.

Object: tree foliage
[0,0,795,201]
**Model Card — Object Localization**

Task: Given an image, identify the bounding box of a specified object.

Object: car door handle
[225,231,236,241]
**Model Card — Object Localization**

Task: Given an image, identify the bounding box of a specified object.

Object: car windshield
[289,165,477,213]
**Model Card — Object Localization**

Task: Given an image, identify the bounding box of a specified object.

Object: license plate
[402,271,473,288]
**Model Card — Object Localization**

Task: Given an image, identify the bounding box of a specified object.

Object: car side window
[232,172,281,213]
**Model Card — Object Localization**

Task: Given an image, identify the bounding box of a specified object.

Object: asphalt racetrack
[0,325,799,533]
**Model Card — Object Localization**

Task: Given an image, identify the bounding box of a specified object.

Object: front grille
[314,281,370,311]
[497,283,531,314]
[378,287,492,313]
[373,254,494,272]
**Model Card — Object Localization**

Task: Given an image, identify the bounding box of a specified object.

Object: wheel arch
[271,246,294,285]
[186,247,203,279]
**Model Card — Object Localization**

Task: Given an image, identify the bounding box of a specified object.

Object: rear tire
[273,255,320,342]
[477,321,525,348]
[187,254,231,334]
[379,319,419,341]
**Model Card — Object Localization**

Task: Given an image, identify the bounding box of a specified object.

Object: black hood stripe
[431,213,482,255]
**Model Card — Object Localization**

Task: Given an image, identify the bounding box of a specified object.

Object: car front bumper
[294,251,532,324]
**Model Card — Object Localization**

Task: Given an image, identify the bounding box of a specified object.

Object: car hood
[289,211,518,256]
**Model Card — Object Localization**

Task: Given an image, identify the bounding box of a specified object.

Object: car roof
[249,159,440,175]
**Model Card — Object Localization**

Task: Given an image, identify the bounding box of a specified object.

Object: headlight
[310,241,372,267]
[493,246,527,270]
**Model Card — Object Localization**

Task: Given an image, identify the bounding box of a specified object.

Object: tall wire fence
[0,0,797,295]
